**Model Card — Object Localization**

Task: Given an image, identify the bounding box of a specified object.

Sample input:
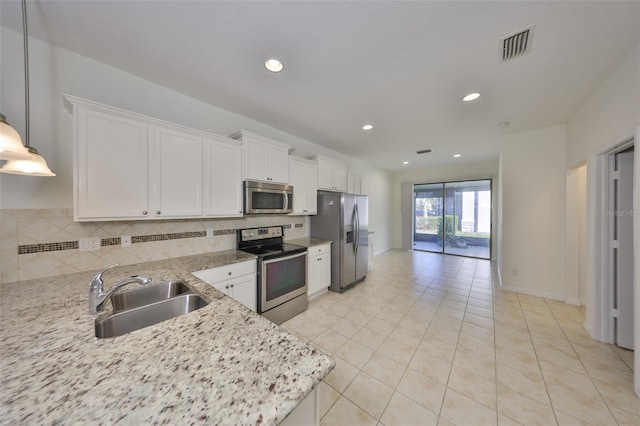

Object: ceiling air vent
[416,149,432,154]
[501,24,535,62]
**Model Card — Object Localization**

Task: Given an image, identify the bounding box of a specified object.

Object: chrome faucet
[88,264,152,314]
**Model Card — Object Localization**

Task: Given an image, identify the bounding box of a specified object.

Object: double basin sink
[95,280,208,338]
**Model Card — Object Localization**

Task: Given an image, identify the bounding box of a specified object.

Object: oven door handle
[261,250,307,265]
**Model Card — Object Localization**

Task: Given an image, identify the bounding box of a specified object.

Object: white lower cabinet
[192,260,257,312]
[281,386,319,426]
[307,243,331,298]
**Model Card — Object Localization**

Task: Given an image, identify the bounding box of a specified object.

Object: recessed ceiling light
[462,92,481,102]
[403,161,409,165]
[265,59,284,73]
[362,124,374,131]
[453,154,462,158]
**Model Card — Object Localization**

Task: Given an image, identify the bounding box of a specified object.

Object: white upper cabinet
[313,155,348,192]
[149,125,203,218]
[66,95,244,221]
[230,130,291,184]
[76,107,150,220]
[348,174,362,195]
[204,135,243,217]
[289,156,318,215]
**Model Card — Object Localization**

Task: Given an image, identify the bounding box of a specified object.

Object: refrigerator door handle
[351,206,358,255]
[354,204,360,254]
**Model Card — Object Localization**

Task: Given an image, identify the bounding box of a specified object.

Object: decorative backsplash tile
[0,209,307,284]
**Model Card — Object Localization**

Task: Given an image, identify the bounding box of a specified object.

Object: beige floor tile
[397,368,446,413]
[365,317,396,337]
[380,391,439,426]
[466,304,494,319]
[324,356,359,393]
[581,357,634,386]
[361,352,407,388]
[497,414,524,426]
[460,321,494,341]
[330,318,364,339]
[539,361,601,400]
[377,337,417,365]
[441,388,497,426]
[496,363,549,405]
[351,326,388,351]
[593,378,640,417]
[334,340,375,369]
[496,346,543,377]
[345,308,376,326]
[343,372,394,420]
[448,365,496,410]
[389,326,424,348]
[324,302,353,318]
[453,350,495,380]
[318,381,341,418]
[456,333,495,358]
[321,396,377,426]
[408,351,453,385]
[609,406,640,426]
[496,386,555,426]
[546,383,616,425]
[310,309,341,327]
[313,328,349,354]
[416,337,457,363]
[554,410,591,426]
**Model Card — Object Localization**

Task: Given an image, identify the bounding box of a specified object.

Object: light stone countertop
[286,237,333,248]
[0,250,335,425]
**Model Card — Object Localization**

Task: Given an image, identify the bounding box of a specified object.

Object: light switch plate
[79,237,101,252]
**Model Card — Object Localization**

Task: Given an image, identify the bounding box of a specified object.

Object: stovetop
[239,242,307,259]
[237,226,307,259]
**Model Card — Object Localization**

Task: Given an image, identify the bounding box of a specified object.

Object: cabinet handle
[230,284,235,288]
[142,211,148,215]
[317,258,322,261]
[156,210,161,215]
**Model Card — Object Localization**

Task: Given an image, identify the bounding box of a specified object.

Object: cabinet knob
[230,284,234,288]
[317,258,322,261]
[142,211,148,215]
[228,272,232,275]
[225,285,229,289]
[156,210,161,215]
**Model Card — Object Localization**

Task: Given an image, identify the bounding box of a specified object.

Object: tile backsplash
[0,209,306,284]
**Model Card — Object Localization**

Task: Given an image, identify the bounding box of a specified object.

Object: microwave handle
[283,191,289,212]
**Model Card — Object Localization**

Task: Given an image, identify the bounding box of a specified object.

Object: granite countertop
[0,250,334,425]
[287,237,332,248]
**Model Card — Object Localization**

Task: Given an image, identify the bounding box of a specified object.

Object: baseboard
[500,284,563,301]
[563,297,581,306]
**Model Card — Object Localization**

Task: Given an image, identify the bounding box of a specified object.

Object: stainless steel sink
[110,280,192,312]
[95,294,208,338]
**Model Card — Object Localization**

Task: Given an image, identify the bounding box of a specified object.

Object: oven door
[260,251,307,312]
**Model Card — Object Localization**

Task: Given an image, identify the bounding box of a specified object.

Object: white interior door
[615,149,634,349]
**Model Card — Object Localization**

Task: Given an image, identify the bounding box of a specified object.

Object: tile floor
[281,249,638,425]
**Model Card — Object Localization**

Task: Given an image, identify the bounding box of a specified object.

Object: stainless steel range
[237,226,308,324]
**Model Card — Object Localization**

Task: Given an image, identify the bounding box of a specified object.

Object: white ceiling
[1,1,639,171]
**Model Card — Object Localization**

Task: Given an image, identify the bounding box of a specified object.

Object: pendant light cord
[22,0,30,149]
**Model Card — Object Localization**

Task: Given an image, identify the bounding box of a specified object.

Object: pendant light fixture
[0,0,55,176]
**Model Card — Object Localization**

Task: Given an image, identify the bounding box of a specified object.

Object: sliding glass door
[414,179,491,259]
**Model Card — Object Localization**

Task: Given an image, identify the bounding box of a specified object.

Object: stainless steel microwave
[244,181,293,214]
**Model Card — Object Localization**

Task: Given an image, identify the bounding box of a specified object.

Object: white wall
[0,27,392,253]
[577,164,587,305]
[565,41,639,397]
[499,125,567,300]
[390,159,499,252]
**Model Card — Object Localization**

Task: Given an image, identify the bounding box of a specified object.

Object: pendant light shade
[0,147,55,176]
[0,0,55,177]
[0,114,31,160]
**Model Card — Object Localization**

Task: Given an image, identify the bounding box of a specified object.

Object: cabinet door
[212,281,231,296]
[268,145,290,184]
[150,125,203,218]
[308,251,330,296]
[229,275,257,312]
[77,109,148,219]
[243,137,269,181]
[317,159,333,190]
[303,162,318,214]
[205,137,243,217]
[333,163,348,192]
[289,160,306,214]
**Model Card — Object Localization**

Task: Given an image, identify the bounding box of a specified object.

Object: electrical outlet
[121,236,131,248]
[206,228,214,238]
[291,223,295,230]
[79,237,101,252]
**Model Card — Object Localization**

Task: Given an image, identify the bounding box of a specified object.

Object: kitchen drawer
[192,259,256,284]
[308,243,331,257]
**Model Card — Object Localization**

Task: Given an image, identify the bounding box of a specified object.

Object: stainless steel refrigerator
[311,191,368,292]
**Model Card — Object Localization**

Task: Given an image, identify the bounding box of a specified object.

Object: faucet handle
[90,264,119,287]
